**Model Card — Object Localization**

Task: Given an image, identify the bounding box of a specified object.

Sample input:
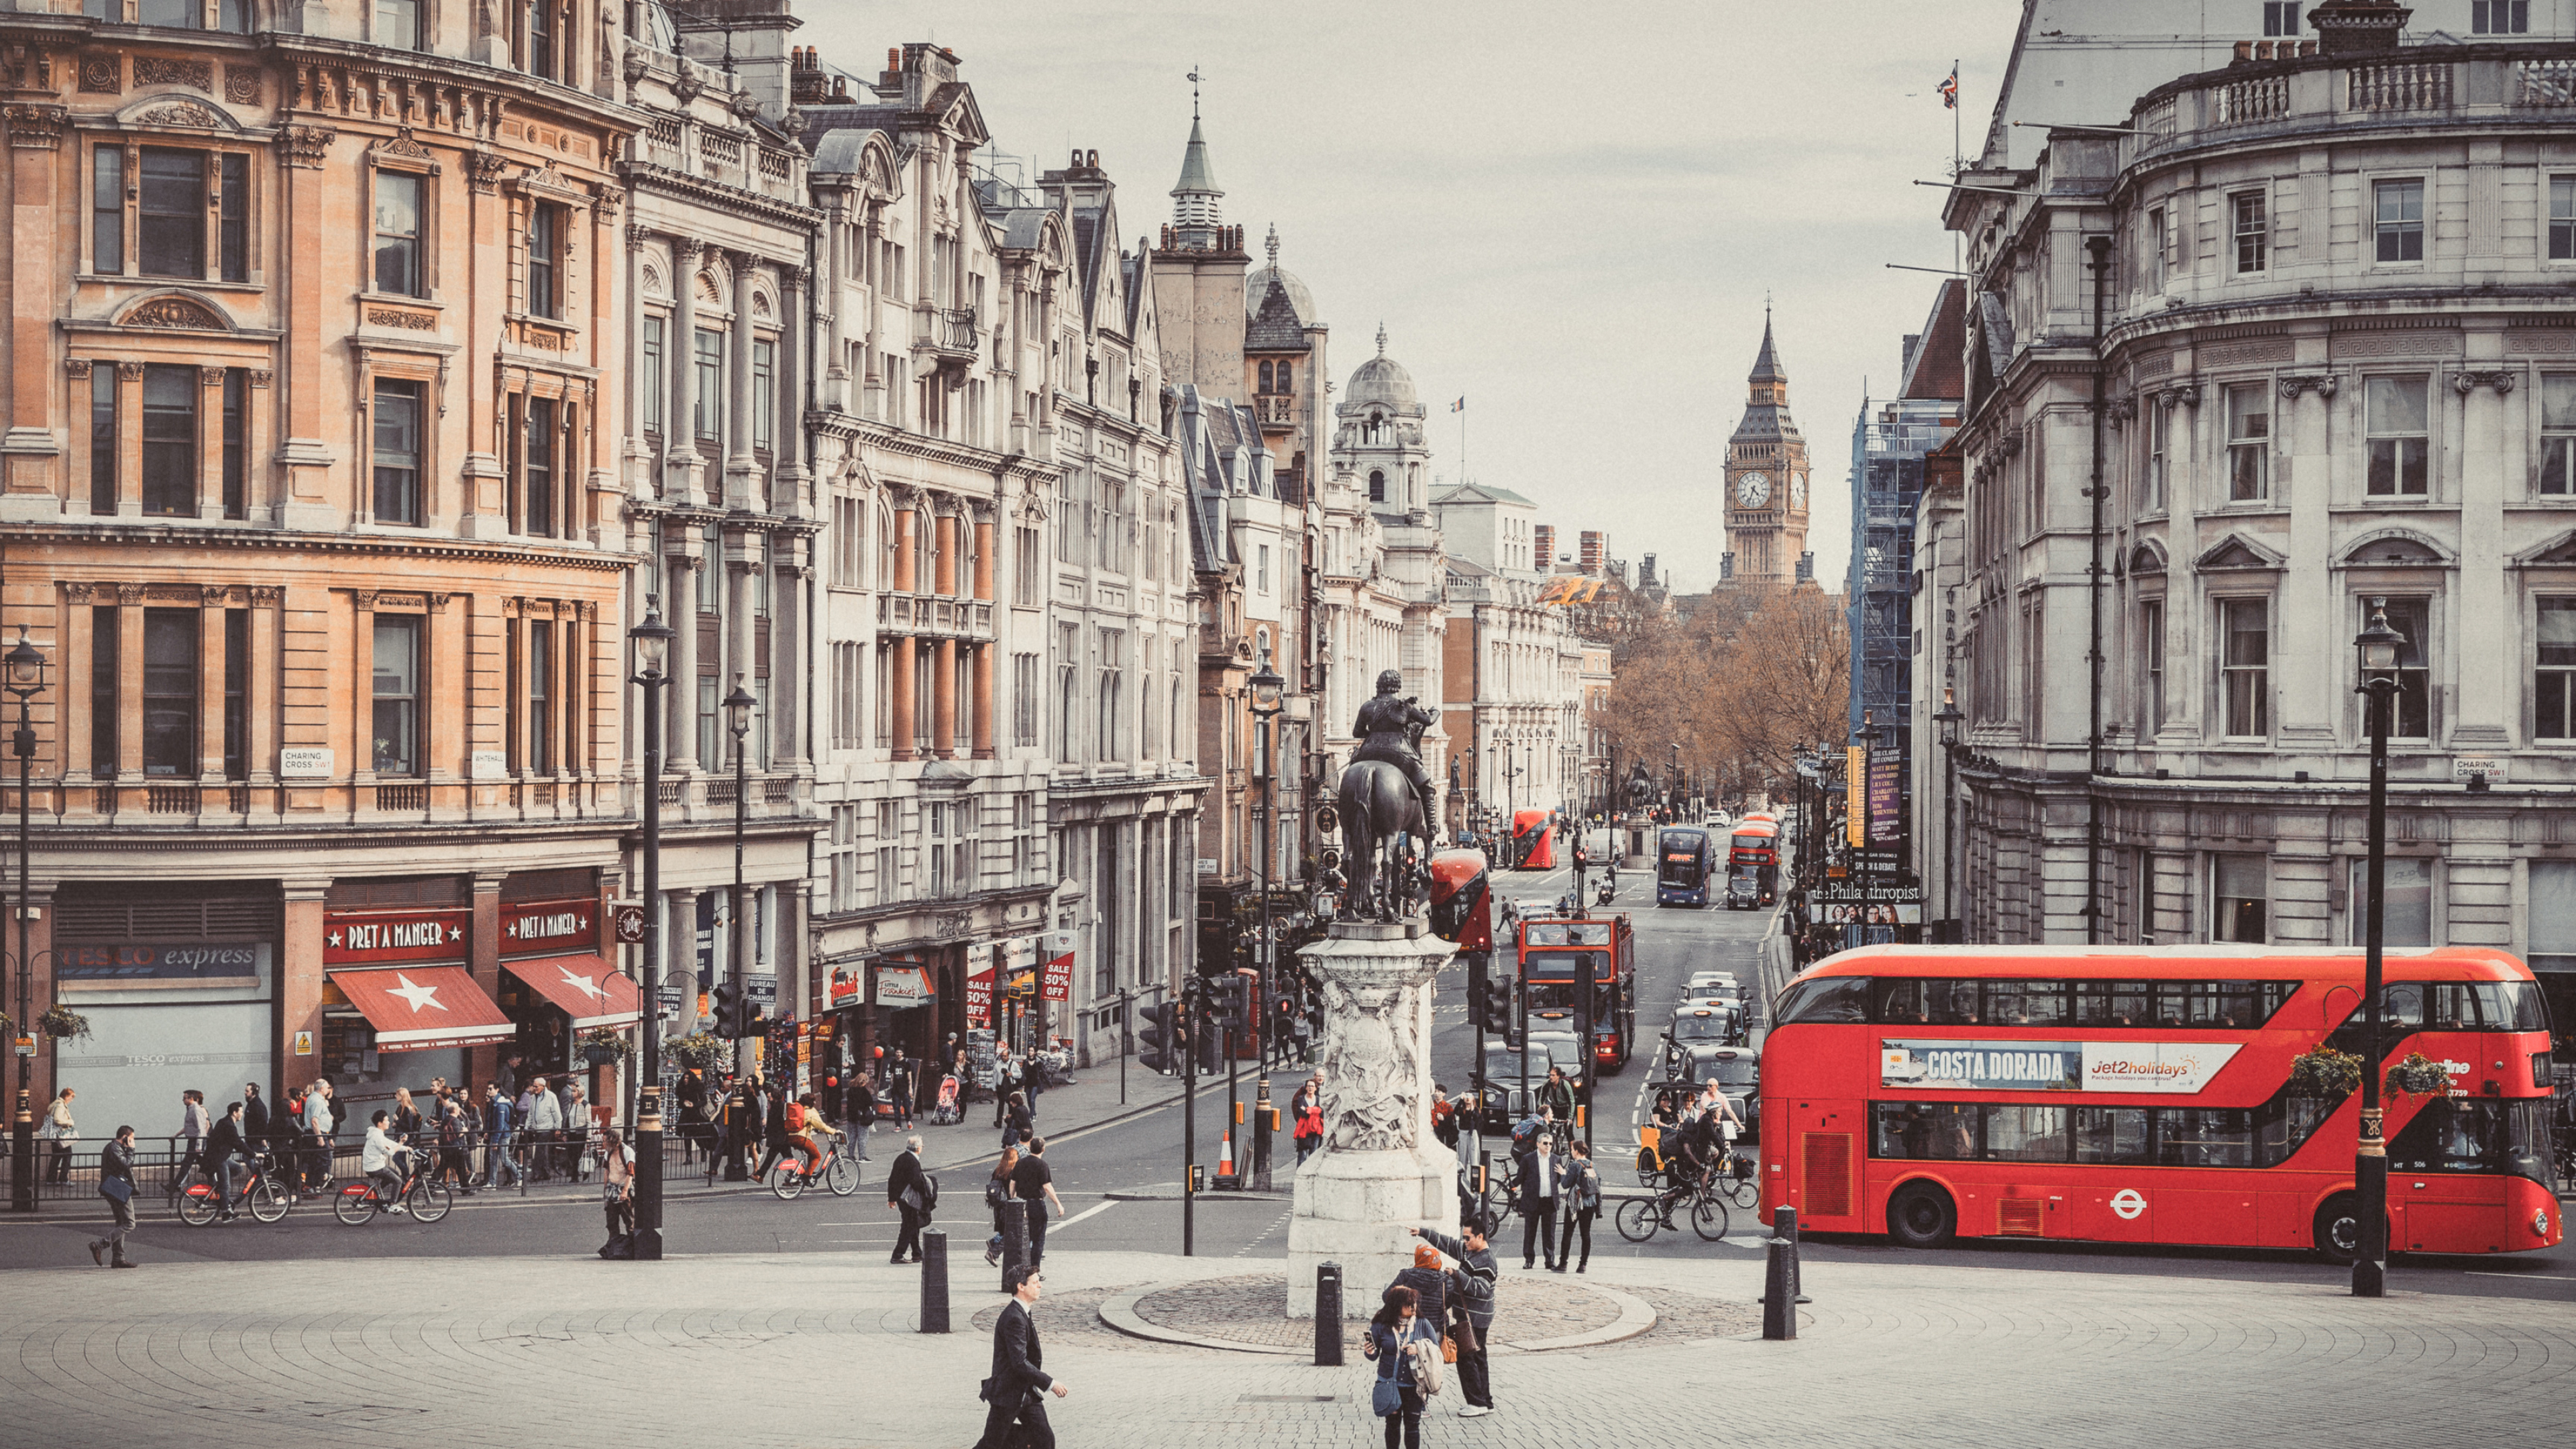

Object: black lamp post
[2352,597,2405,1298]
[627,601,676,1259]
[1247,652,1284,1067]
[1935,687,1965,945]
[6,626,44,1214]
[724,678,758,1079]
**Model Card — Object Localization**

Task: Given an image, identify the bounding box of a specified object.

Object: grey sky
[801,0,2024,594]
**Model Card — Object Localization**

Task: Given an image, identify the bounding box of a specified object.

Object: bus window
[1774,975,1869,1024]
[2430,981,2551,1032]
[1984,1105,2070,1162]
[2074,1108,2151,1164]
[2255,1087,2341,1167]
[1878,979,1980,1025]
[2074,981,2153,1028]
[2381,983,2424,1030]
[1983,980,2071,1026]
[2156,1108,2256,1168]
[1872,1102,1979,1159]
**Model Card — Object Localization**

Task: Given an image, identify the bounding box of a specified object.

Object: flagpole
[1953,58,1963,274]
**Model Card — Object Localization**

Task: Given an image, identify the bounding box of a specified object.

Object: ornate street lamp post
[6,627,45,1214]
[2351,598,2405,1297]
[1247,653,1285,1069]
[1935,687,1965,945]
[724,679,757,1077]
[626,603,676,1259]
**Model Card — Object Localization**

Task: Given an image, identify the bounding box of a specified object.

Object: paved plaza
[3,1238,2568,1449]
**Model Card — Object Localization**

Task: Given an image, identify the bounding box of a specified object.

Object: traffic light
[1475,963,1519,1045]
[1138,1000,1180,1075]
[1218,969,1256,1034]
[711,979,746,1039]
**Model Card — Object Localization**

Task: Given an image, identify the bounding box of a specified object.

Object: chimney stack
[2307,0,2410,54]
[1534,525,1556,572]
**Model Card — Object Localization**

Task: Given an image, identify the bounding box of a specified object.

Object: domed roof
[1348,325,1417,410]
[1247,266,1312,323]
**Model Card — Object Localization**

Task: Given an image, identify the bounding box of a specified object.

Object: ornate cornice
[0,521,633,572]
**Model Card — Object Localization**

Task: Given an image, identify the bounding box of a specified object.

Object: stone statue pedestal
[1285,920,1456,1320]
[1621,813,1653,871]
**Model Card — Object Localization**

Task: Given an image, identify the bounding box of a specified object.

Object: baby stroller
[928,1072,964,1126]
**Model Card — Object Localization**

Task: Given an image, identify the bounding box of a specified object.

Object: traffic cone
[1217,1132,1237,1189]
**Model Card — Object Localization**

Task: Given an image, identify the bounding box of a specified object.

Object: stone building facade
[1936,23,2576,1028]
[1,0,643,1136]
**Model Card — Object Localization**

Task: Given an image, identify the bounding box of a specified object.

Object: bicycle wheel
[769,1161,806,1200]
[333,1183,376,1225]
[1615,1197,1660,1242]
[1690,1192,1730,1242]
[1729,1174,1762,1210]
[409,1179,453,1223]
[248,1177,290,1223]
[823,1154,859,1197]
[176,1184,219,1226]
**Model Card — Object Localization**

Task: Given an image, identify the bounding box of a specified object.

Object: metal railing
[2,1129,785,1205]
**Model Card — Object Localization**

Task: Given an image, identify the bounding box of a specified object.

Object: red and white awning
[504,953,643,1029]
[331,966,517,1052]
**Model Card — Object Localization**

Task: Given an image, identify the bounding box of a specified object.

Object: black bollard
[1761,1205,1799,1341]
[920,1230,951,1334]
[999,1199,1028,1293]
[1782,1202,1809,1304]
[1314,1261,1344,1366]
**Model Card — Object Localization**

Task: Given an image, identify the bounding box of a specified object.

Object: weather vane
[1187,65,1201,119]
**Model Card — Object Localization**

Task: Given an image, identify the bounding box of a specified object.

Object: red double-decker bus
[1517,913,1638,1073]
[1762,945,2559,1258]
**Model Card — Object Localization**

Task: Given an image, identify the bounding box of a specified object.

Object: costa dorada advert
[1881,1040,2241,1094]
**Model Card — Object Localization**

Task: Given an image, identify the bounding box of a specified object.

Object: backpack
[985,1176,1009,1210]
[786,1102,806,1133]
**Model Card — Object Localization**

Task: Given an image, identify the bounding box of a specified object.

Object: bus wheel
[2312,1193,2363,1264]
[1886,1182,1955,1249]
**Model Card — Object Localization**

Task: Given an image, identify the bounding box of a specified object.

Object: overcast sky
[800,0,2025,594]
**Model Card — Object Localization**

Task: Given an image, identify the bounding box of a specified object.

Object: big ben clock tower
[1723,311,1809,586]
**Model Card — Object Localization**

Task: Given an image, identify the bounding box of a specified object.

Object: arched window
[1258,361,1273,393]
[915,505,938,590]
[1277,360,1293,392]
[1368,470,1386,502]
[879,502,898,586]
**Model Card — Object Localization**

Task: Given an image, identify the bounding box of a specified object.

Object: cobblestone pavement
[2,1246,2568,1449]
[1130,1271,1629,1351]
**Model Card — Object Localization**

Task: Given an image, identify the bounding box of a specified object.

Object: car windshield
[1672,1014,1729,1042]
[1704,1057,1758,1087]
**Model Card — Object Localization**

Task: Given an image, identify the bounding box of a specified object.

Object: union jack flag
[1937,66,1958,110]
[1451,396,1466,413]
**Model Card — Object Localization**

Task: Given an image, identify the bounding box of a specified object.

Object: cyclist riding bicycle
[361,1110,411,1216]
[784,1094,843,1176]
[1538,1067,1576,1127]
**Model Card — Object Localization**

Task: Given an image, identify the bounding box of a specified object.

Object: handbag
[1440,1332,1457,1364]
[100,1175,131,1204]
[1370,1375,1402,1419]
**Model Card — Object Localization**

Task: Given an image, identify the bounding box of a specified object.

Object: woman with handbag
[41,1087,77,1183]
[1556,1139,1602,1273]
[1364,1285,1438,1449]
[983,1144,1020,1267]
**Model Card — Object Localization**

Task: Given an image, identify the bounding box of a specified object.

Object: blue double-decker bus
[1655,827,1717,907]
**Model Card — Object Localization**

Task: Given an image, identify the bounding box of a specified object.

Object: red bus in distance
[1762,945,2559,1259]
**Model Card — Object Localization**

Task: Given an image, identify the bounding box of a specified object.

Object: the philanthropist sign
[1882,1038,2243,1094]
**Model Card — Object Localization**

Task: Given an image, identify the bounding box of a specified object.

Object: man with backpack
[886,1134,933,1264]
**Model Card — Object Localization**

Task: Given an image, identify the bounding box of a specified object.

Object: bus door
[1778,1099,1864,1232]
[2065,1107,2157,1244]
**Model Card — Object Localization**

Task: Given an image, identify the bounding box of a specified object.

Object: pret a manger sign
[1882,1039,2241,1094]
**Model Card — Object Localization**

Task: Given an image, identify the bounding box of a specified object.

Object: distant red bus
[1762,945,2560,1258]
[1727,821,1777,867]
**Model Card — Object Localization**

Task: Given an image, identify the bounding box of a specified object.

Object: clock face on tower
[1735,472,1772,507]
[1790,475,1805,509]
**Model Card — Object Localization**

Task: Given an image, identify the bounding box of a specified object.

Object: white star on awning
[557,966,608,1002]
[386,973,443,1014]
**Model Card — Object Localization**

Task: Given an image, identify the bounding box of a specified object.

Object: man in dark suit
[202,1102,250,1222]
[974,1263,1068,1449]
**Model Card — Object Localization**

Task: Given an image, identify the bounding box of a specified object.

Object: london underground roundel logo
[2110,1188,2147,1220]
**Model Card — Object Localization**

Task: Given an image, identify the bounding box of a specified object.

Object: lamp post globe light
[1934,687,1965,945]
[2351,597,2405,1298]
[6,626,45,1213]
[626,602,676,1258]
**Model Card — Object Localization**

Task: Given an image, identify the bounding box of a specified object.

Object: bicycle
[768,1132,859,1200]
[176,1151,292,1225]
[1717,1152,1762,1211]
[1614,1163,1728,1244]
[332,1155,455,1225]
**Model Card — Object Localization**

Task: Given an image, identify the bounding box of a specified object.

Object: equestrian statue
[1334,670,1440,920]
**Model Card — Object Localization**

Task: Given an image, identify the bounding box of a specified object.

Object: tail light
[2534,1053,2555,1091]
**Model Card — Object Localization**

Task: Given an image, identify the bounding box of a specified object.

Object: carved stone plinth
[1285,920,1456,1319]
[1621,813,1654,871]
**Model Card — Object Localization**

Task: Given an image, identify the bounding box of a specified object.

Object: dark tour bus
[1656,828,1716,908]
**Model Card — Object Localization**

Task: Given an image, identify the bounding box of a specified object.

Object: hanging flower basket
[2286,1045,2363,1099]
[2384,1051,2454,1099]
[37,1003,91,1042]
[578,1026,633,1065]
[669,1031,727,1070]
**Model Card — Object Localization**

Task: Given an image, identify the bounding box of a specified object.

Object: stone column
[971,643,995,760]
[934,508,958,596]
[778,264,808,517]
[665,551,700,775]
[933,638,957,759]
[665,887,702,1038]
[1285,921,1457,1320]
[890,637,916,762]
[972,504,996,601]
[725,250,759,510]
[625,224,651,496]
[668,238,703,506]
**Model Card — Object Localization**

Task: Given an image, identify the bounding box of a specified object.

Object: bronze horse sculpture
[1335,670,1440,920]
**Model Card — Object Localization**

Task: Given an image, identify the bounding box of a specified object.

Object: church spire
[1170,71,1224,247]
[1749,305,1785,385]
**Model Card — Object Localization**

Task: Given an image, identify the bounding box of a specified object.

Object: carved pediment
[117,292,229,331]
[2337,528,2449,568]
[2196,533,2283,572]
[2129,541,2167,576]
[2512,529,2576,569]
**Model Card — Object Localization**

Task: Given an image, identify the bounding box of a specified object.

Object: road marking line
[2463,1271,2576,1280]
[1053,1199,1118,1230]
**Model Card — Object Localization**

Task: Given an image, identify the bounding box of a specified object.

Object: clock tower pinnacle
[1722,308,1809,587]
